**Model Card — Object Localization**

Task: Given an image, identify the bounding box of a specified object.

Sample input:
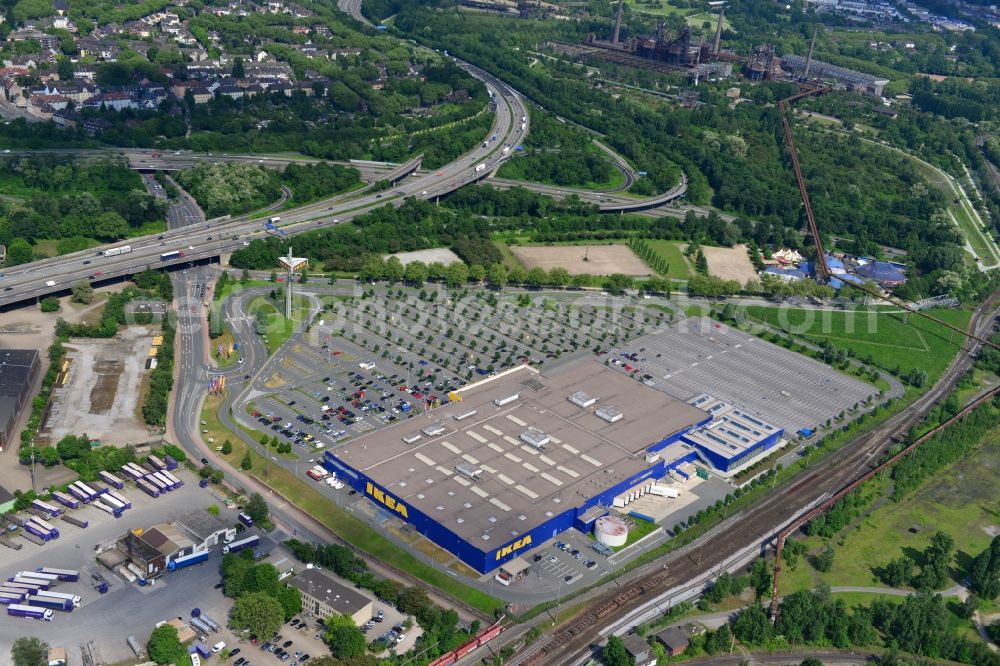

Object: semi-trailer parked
[23,523,53,542]
[189,616,214,635]
[6,580,46,593]
[17,528,48,546]
[17,572,57,583]
[61,515,88,529]
[145,474,168,493]
[200,613,222,633]
[163,455,179,470]
[93,501,121,518]
[50,491,79,509]
[26,595,73,612]
[35,591,81,607]
[99,471,125,489]
[161,470,182,487]
[136,479,159,497]
[7,604,53,620]
[0,592,25,605]
[152,472,177,490]
[36,568,80,582]
[106,490,131,509]
[28,518,59,538]
[31,500,61,517]
[101,495,126,512]
[147,455,166,471]
[168,550,209,571]
[67,485,91,503]
[222,535,259,554]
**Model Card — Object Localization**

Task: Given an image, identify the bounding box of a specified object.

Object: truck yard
[0,469,256,665]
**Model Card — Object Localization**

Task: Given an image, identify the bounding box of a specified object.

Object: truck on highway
[45,280,56,287]
[475,164,486,172]
[222,534,259,555]
[7,604,53,621]
[26,595,73,612]
[160,250,186,261]
[168,550,209,571]
[268,216,281,224]
[101,245,132,258]
[502,146,510,155]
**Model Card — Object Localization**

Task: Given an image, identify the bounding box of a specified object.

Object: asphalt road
[0,66,529,308]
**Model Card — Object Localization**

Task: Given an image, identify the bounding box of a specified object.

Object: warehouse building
[323,362,711,573]
[0,349,40,451]
[683,394,784,472]
[288,568,374,626]
[780,54,889,96]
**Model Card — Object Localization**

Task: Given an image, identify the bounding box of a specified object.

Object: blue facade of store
[322,432,703,573]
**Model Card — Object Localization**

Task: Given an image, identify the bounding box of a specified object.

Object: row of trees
[627,238,670,275]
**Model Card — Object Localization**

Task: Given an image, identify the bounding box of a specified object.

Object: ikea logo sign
[365,482,408,519]
[495,535,532,561]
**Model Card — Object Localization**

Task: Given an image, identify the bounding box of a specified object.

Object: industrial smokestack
[803,26,817,79]
[612,0,624,44]
[712,8,724,54]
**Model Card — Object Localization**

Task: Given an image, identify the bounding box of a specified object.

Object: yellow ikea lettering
[365,482,409,519]
[495,535,532,561]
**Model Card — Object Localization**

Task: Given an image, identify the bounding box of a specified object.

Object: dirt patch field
[702,244,757,284]
[388,248,462,266]
[509,244,649,276]
[43,325,157,446]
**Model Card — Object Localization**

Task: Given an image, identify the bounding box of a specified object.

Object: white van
[212,642,226,653]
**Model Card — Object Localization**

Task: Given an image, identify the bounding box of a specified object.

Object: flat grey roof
[332,362,707,547]
[288,568,373,615]
[174,509,230,542]
[0,349,37,398]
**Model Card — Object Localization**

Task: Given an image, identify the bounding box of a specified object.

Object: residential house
[287,568,374,626]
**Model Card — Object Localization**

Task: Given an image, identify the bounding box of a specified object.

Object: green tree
[221,440,233,455]
[70,280,94,304]
[6,238,34,265]
[148,625,182,665]
[278,586,302,620]
[230,591,283,640]
[811,544,835,573]
[324,613,367,659]
[969,535,1000,600]
[39,297,59,313]
[486,263,507,289]
[384,256,404,284]
[241,268,251,284]
[11,637,48,666]
[602,635,630,666]
[232,57,245,78]
[800,659,824,666]
[241,450,252,470]
[245,492,269,524]
[404,260,428,287]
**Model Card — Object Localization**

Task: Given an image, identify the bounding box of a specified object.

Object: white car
[212,642,226,653]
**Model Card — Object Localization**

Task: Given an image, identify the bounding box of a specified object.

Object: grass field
[743,306,972,382]
[248,294,311,354]
[779,427,1000,596]
[199,399,503,616]
[643,239,694,280]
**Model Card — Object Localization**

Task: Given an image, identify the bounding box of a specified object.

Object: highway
[0,67,529,309]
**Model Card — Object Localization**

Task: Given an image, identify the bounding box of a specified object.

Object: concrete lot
[44,326,158,446]
[610,318,877,432]
[0,469,248,666]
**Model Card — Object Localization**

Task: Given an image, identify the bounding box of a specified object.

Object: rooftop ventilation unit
[455,462,482,481]
[454,410,477,422]
[494,393,519,407]
[421,424,446,437]
[401,434,422,445]
[595,406,624,423]
[520,428,550,449]
[568,391,597,408]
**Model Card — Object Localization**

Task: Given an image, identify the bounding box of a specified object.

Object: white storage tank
[594,515,629,548]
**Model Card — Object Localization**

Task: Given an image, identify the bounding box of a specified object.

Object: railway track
[505,285,1000,666]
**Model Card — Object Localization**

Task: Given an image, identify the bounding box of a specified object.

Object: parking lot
[0,469,254,666]
[606,318,878,432]
[237,288,673,454]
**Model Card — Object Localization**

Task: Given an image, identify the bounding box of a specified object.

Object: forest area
[0,156,166,263]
